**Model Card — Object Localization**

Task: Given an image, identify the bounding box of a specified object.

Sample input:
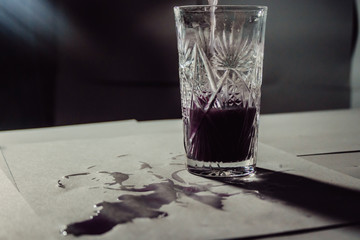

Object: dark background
[0,0,358,130]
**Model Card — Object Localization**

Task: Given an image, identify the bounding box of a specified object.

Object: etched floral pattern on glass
[174,6,267,177]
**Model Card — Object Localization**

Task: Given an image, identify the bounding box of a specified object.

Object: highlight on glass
[174,5,267,177]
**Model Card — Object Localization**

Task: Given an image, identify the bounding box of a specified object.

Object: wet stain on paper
[140,161,152,169]
[171,169,186,184]
[57,180,65,189]
[59,161,232,237]
[58,157,360,238]
[63,180,228,236]
[98,171,130,186]
[64,172,90,179]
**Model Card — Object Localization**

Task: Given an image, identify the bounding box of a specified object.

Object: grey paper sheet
[301,152,360,179]
[0,119,137,145]
[259,109,360,155]
[0,152,55,240]
[2,134,360,240]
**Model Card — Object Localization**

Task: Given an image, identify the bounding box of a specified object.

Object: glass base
[186,158,256,178]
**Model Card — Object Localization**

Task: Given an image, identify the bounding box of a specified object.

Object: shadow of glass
[216,168,360,224]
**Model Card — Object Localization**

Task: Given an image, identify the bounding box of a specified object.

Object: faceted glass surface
[174,6,267,177]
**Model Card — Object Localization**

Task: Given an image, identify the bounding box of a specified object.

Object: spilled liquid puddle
[56,156,360,237]
[63,179,228,236]
[58,156,236,237]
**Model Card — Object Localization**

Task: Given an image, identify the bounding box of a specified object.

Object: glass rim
[174,5,267,12]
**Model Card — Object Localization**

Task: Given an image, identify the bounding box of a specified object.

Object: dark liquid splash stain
[141,163,163,179]
[58,170,131,191]
[171,154,185,161]
[171,169,186,184]
[59,163,360,238]
[61,169,230,237]
[140,162,152,170]
[98,171,130,186]
[153,174,164,180]
[57,180,65,189]
[64,172,90,179]
[58,173,91,189]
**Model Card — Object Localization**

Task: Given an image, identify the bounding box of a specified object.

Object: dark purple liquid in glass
[185,107,257,163]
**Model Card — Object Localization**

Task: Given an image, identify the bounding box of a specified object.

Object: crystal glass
[174,5,267,177]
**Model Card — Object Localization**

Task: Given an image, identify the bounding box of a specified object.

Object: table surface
[0,108,359,239]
